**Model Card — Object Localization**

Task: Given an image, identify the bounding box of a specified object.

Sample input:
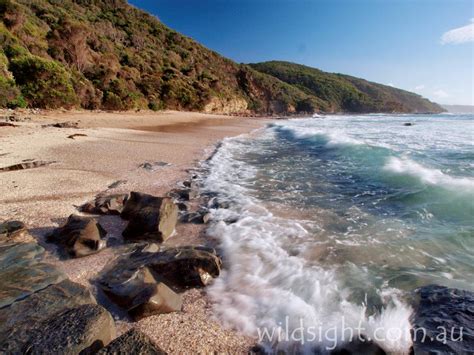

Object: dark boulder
[80,194,129,215]
[99,265,182,320]
[0,280,96,353]
[144,246,222,290]
[23,304,115,354]
[97,329,166,354]
[0,220,35,244]
[98,244,221,319]
[411,284,474,354]
[0,239,66,309]
[47,214,107,257]
[0,242,45,269]
[403,122,414,126]
[121,192,178,243]
[331,338,386,355]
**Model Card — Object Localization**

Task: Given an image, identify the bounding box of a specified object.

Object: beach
[0,109,269,353]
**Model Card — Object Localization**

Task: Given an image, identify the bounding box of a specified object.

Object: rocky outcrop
[97,329,166,355]
[0,280,97,353]
[47,214,107,257]
[121,192,178,243]
[100,263,182,320]
[0,220,35,244]
[203,96,248,114]
[0,240,66,308]
[23,304,115,354]
[98,244,221,319]
[80,193,129,215]
[0,230,115,354]
[411,285,474,354]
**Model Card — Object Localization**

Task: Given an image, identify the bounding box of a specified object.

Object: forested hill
[249,61,444,113]
[0,0,444,114]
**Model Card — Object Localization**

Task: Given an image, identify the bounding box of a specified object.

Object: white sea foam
[204,133,414,353]
[384,157,474,190]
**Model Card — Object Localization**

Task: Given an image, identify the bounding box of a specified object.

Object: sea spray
[203,114,474,352]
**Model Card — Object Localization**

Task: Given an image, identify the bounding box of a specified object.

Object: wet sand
[0,109,271,353]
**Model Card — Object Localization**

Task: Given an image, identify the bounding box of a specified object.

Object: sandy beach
[0,109,270,353]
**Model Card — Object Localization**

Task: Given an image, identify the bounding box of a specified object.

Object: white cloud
[387,83,395,87]
[414,85,425,91]
[433,89,450,99]
[441,18,474,44]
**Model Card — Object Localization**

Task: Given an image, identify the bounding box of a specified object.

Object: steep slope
[250,61,444,113]
[0,0,310,113]
[0,0,443,114]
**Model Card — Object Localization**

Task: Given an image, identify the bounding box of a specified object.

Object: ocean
[202,113,474,353]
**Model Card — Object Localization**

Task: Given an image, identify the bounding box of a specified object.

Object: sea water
[202,114,474,353]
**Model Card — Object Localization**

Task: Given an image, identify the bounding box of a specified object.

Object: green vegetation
[0,0,443,114]
[249,61,443,113]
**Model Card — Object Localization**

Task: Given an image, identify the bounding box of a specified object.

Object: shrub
[0,74,26,108]
[9,55,77,108]
[102,91,123,110]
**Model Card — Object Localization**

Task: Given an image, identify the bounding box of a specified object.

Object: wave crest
[384,157,474,191]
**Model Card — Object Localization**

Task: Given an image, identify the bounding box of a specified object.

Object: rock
[146,246,221,289]
[139,161,170,171]
[99,245,221,318]
[0,160,55,172]
[331,338,386,354]
[121,192,178,243]
[206,196,230,209]
[108,180,127,189]
[97,329,166,354]
[180,209,211,224]
[0,279,95,332]
[67,133,87,139]
[0,262,66,308]
[47,214,107,257]
[0,122,17,127]
[80,194,129,215]
[0,220,35,244]
[0,242,63,310]
[23,304,115,354]
[176,201,189,212]
[202,212,212,224]
[0,242,45,269]
[42,121,78,128]
[411,284,474,354]
[0,280,96,352]
[169,187,199,201]
[403,122,414,126]
[99,265,182,320]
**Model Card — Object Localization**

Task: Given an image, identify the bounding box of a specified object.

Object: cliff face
[0,0,444,114]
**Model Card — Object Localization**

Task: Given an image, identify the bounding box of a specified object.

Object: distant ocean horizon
[202,113,474,353]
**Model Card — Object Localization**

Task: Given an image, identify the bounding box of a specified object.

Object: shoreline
[0,110,272,353]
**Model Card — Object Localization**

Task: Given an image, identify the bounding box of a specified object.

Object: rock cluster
[80,193,129,215]
[98,244,222,320]
[0,221,115,353]
[49,191,179,257]
[0,218,175,353]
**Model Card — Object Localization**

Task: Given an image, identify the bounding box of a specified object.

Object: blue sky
[130,0,474,105]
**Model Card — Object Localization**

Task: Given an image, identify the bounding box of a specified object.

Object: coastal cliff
[0,0,444,114]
